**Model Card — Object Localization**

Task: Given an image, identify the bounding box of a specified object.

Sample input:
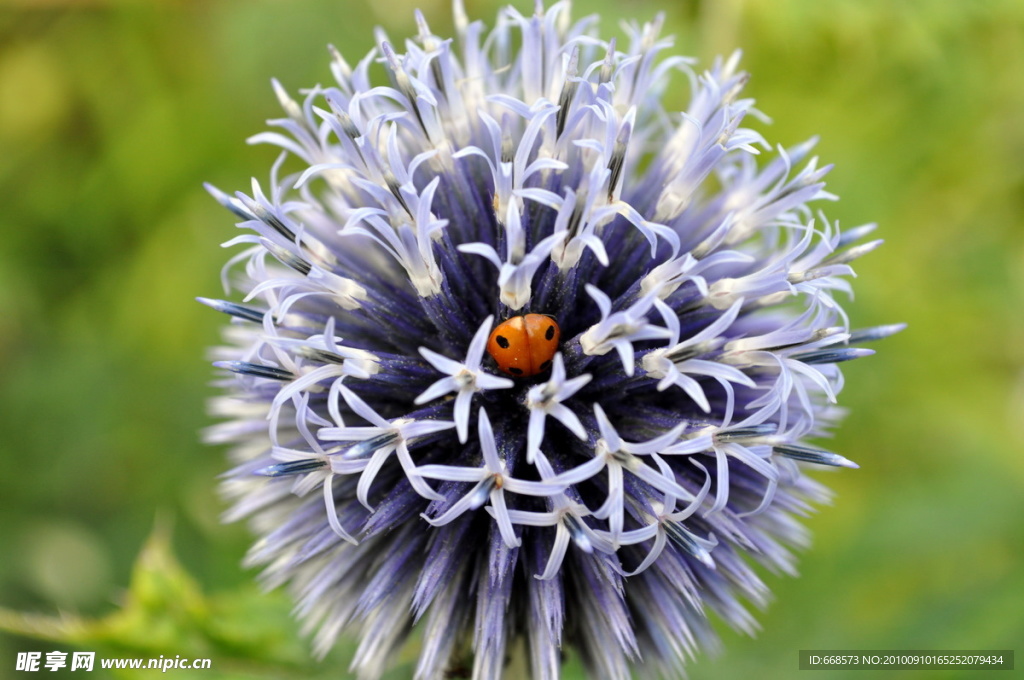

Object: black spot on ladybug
[496,335,510,349]
[539,360,552,371]
[545,324,555,341]
[509,366,524,375]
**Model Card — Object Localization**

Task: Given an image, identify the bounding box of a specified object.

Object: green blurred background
[0,0,1021,678]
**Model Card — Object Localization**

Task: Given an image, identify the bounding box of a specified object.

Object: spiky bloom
[201,2,900,678]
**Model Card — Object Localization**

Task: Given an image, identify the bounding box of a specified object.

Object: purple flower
[201,2,900,678]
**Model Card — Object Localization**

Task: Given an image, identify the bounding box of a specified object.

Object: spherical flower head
[201,2,901,678]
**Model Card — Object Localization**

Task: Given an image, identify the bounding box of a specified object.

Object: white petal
[503,508,559,527]
[536,524,570,580]
[477,408,502,472]
[625,422,687,455]
[340,386,390,428]
[414,376,459,405]
[489,491,521,548]
[737,475,778,518]
[502,477,566,496]
[417,347,464,375]
[690,298,744,345]
[323,474,359,545]
[396,443,445,502]
[400,419,457,439]
[457,242,503,269]
[630,460,697,505]
[549,403,587,441]
[577,233,609,266]
[615,341,636,376]
[585,283,612,318]
[621,528,666,576]
[271,365,345,423]
[550,352,568,383]
[612,523,660,546]
[662,434,715,455]
[454,389,473,444]
[681,359,755,387]
[476,373,515,391]
[709,446,731,514]
[318,425,388,441]
[557,374,592,401]
[667,460,713,522]
[673,372,711,412]
[356,446,394,511]
[526,409,546,465]
[548,455,606,487]
[413,464,486,482]
[607,465,625,541]
[515,187,564,209]
[421,481,488,527]
[653,297,680,345]
[593,403,621,451]
[465,316,495,368]
[591,478,621,521]
[724,442,778,481]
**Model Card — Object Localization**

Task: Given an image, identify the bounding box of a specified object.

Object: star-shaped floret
[319,386,454,510]
[524,353,592,464]
[262,316,381,444]
[642,298,755,425]
[415,315,514,443]
[491,452,615,581]
[554,404,692,546]
[579,285,673,376]
[458,234,562,311]
[414,409,568,548]
[662,424,780,516]
[605,457,717,576]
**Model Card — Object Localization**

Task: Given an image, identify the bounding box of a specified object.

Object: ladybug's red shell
[487,314,560,377]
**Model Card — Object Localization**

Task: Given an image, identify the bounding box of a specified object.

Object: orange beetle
[486,314,561,377]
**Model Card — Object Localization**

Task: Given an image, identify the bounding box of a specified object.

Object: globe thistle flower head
[202,2,900,678]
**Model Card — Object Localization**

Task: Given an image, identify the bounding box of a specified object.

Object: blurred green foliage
[0,0,1021,678]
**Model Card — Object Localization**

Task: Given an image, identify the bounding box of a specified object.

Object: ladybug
[486,314,561,377]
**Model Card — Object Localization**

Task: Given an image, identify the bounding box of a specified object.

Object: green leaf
[0,520,356,679]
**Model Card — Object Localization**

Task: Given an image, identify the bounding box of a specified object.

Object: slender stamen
[214,361,295,381]
[197,297,268,323]
[255,459,328,477]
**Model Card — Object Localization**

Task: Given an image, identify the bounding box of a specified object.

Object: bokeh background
[1,0,1021,678]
